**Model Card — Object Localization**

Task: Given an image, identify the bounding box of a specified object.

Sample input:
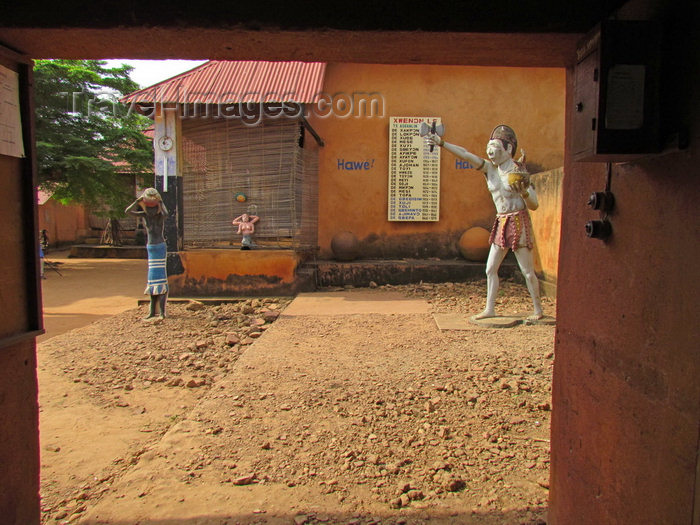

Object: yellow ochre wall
[308,63,565,260]
[530,167,564,295]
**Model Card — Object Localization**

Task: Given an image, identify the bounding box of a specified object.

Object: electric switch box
[573,21,662,162]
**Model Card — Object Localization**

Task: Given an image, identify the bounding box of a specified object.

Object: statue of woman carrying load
[126,188,169,319]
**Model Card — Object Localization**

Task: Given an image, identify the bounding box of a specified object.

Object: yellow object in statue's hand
[508,172,530,187]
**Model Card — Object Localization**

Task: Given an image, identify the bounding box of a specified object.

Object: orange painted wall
[38,199,89,247]
[529,167,563,286]
[308,63,565,259]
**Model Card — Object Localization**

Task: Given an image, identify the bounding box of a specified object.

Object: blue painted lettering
[336,158,376,171]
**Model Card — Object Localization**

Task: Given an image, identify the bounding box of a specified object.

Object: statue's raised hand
[426,133,444,147]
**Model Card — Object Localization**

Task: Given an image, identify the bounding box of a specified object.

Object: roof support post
[153,103,183,255]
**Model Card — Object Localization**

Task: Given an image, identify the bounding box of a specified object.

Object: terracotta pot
[458,227,491,262]
[331,231,360,261]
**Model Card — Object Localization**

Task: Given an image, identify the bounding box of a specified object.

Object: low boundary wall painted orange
[167,249,303,297]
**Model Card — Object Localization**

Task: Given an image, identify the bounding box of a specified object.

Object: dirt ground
[38,251,146,343]
[38,266,555,525]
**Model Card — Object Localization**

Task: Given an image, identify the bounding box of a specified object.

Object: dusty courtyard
[37,259,555,525]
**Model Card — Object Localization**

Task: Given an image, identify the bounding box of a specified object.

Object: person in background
[38,240,45,279]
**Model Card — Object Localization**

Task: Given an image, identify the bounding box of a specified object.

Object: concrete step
[294,266,317,293]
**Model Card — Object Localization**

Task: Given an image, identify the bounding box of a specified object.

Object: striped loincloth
[489,209,533,251]
[145,242,168,295]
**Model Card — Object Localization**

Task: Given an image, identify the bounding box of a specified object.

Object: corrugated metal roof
[121,60,326,105]
[37,189,53,205]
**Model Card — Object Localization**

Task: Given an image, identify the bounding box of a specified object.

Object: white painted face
[486,140,511,165]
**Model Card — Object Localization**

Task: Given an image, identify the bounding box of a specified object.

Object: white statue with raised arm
[429,125,543,321]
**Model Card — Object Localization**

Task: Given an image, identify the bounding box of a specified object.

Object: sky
[103,59,207,89]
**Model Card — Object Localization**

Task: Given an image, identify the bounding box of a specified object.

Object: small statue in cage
[232,212,259,250]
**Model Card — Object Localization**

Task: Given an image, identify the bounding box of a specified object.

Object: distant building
[123,60,565,295]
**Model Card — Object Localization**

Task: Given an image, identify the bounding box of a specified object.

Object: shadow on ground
[78,507,547,524]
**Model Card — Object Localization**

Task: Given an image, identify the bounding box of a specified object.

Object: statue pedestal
[468,315,522,328]
[432,313,556,330]
[469,314,557,328]
[521,314,556,326]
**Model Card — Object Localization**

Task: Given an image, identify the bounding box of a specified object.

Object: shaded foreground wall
[0,340,39,524]
[0,50,41,524]
[309,64,565,259]
[549,42,700,524]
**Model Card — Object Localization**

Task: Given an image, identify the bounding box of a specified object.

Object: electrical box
[573,21,662,162]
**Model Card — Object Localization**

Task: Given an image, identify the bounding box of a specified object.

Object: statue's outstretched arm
[428,135,486,170]
[442,141,486,171]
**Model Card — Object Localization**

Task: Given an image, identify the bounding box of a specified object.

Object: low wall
[69,245,147,259]
[529,167,563,296]
[313,258,518,287]
[166,249,309,297]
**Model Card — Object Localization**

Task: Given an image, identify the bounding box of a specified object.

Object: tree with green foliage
[34,60,153,220]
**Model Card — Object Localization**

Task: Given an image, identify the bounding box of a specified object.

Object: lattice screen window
[181,115,317,249]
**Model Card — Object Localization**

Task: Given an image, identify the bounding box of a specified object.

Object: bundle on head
[142,188,162,207]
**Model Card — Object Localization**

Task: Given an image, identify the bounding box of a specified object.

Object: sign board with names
[388,116,440,221]
[0,64,25,158]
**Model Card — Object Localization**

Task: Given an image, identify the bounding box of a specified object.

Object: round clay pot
[458,227,491,262]
[142,197,160,207]
[331,231,360,261]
